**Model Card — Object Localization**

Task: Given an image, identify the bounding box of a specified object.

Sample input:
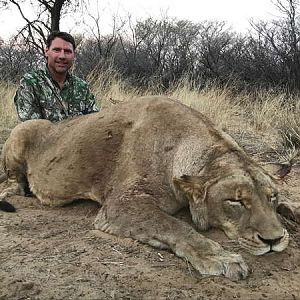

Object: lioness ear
[173,175,206,204]
[173,175,209,230]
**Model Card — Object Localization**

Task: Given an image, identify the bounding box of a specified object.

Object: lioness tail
[0,173,16,212]
[0,199,16,212]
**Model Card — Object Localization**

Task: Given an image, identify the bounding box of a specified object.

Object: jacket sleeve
[83,86,100,114]
[14,77,44,121]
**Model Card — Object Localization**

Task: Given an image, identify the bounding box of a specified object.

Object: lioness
[0,96,289,280]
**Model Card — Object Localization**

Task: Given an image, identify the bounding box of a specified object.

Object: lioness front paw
[215,252,249,281]
[192,251,249,281]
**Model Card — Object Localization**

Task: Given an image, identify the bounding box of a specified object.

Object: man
[14,31,99,122]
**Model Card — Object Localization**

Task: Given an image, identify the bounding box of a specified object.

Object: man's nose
[58,50,66,58]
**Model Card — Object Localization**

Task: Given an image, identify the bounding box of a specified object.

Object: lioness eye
[225,199,245,208]
[270,192,278,205]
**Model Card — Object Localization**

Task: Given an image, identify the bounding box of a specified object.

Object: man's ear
[173,175,206,204]
[44,47,49,58]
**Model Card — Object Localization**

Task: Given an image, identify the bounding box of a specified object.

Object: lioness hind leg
[94,191,249,281]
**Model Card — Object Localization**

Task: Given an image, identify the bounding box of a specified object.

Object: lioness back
[4,97,219,205]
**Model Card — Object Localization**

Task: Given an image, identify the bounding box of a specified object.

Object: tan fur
[0,96,288,280]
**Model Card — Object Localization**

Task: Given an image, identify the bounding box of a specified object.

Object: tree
[0,40,41,82]
[250,0,300,90]
[0,0,84,53]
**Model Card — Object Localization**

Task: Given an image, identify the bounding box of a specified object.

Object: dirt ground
[1,167,300,300]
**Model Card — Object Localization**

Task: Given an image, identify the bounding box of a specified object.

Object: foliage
[0,0,84,53]
[1,0,300,95]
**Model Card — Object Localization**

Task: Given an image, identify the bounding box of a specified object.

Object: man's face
[45,37,75,75]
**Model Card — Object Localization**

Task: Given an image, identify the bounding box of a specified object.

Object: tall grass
[168,78,242,130]
[0,82,18,126]
[0,82,18,140]
[88,65,141,108]
[1,69,299,165]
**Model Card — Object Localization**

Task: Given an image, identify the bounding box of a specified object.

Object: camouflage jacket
[14,66,99,122]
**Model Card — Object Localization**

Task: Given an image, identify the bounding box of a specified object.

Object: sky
[0,0,279,40]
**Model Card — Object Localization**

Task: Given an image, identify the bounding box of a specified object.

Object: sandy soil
[1,168,300,300]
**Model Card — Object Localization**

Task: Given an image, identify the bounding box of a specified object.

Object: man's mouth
[56,62,67,67]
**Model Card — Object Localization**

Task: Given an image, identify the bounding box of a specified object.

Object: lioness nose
[257,234,283,246]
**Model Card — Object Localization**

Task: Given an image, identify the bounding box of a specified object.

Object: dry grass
[0,82,18,128]
[88,66,140,108]
[168,79,242,130]
[0,82,19,147]
[1,72,300,165]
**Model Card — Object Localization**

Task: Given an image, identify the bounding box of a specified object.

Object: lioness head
[173,170,289,256]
